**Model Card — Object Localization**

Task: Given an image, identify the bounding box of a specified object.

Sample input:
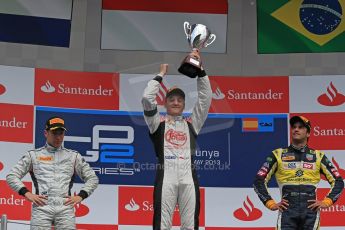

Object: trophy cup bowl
[178,22,216,78]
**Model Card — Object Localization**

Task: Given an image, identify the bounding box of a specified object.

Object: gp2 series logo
[64,125,138,176]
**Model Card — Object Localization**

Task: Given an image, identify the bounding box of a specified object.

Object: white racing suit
[142,73,212,230]
[6,144,99,230]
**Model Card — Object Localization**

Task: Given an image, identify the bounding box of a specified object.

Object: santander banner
[0,180,32,221]
[209,76,289,113]
[205,187,281,227]
[118,186,205,226]
[34,68,119,110]
[290,75,345,113]
[0,103,33,143]
[290,113,345,150]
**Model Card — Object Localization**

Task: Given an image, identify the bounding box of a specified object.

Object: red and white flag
[101,0,228,52]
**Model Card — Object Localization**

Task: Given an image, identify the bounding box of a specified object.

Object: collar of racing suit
[45,142,63,153]
[290,144,308,153]
[166,114,184,122]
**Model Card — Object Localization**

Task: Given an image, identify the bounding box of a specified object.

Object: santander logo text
[124,198,161,212]
[233,196,262,221]
[317,82,345,106]
[0,180,32,220]
[313,126,345,137]
[0,104,33,143]
[35,69,120,110]
[40,80,114,96]
[209,76,289,113]
[0,84,6,95]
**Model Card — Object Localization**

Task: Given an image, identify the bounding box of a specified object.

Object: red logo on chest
[165,129,187,147]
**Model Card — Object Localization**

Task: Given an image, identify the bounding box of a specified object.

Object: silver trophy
[178,21,216,78]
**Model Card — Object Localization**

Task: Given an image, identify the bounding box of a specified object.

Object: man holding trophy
[142,32,213,230]
[142,21,214,230]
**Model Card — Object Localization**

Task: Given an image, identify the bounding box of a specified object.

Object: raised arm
[189,51,212,134]
[142,64,168,134]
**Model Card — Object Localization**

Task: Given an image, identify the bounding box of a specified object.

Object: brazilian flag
[257,0,345,53]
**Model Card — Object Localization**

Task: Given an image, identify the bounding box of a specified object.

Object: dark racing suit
[6,144,99,230]
[142,73,212,230]
[253,145,344,230]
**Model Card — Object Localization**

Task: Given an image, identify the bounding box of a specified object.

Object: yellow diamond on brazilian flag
[257,0,345,53]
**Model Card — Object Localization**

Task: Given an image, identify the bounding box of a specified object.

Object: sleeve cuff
[78,190,89,200]
[144,107,158,117]
[18,187,30,197]
[265,199,276,209]
[322,197,333,207]
[153,75,163,83]
[198,70,207,78]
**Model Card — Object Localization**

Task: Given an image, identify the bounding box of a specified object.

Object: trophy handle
[204,34,216,47]
[183,21,191,39]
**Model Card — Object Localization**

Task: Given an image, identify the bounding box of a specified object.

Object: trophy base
[178,55,201,78]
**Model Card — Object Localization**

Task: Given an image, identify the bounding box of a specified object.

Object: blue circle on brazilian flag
[300,0,342,35]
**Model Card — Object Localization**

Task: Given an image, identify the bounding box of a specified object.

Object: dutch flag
[0,0,72,47]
